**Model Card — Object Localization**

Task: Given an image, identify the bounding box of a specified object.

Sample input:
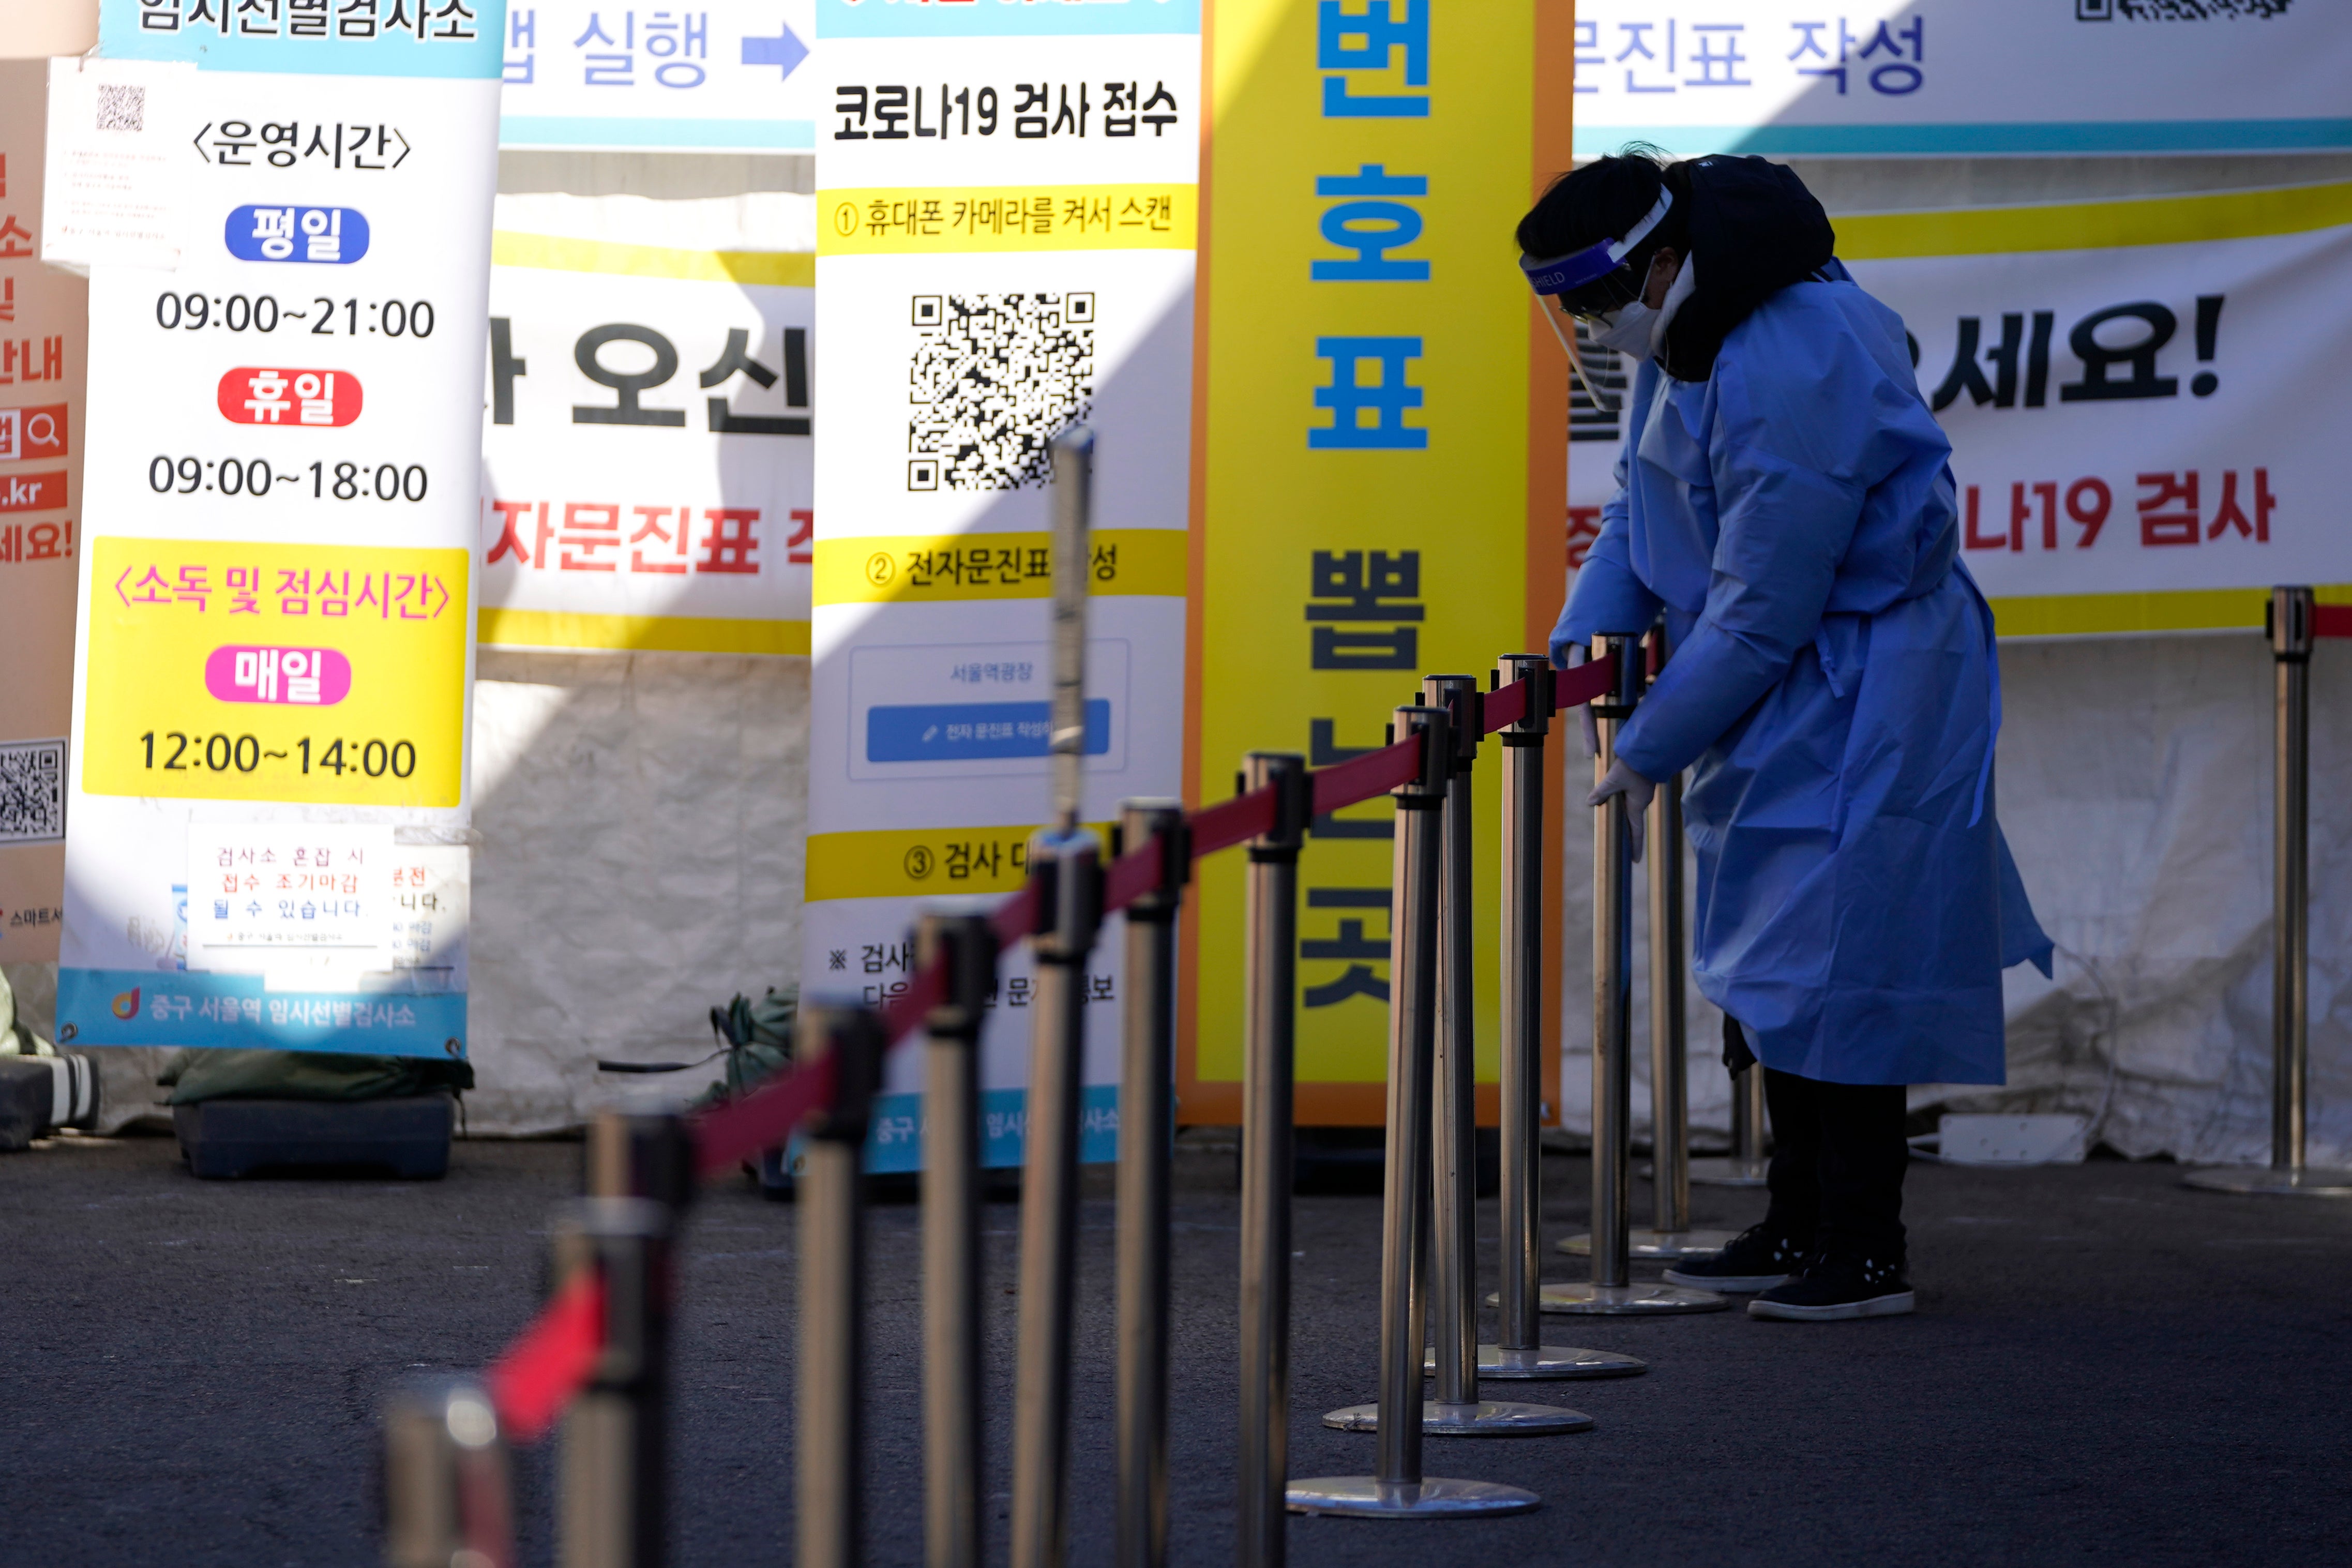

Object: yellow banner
[82,538,469,807]
[806,822,1114,903]
[1187,2,1569,1118]
[819,185,1198,256]
[815,528,1186,607]
[477,608,812,657]
[490,231,815,287]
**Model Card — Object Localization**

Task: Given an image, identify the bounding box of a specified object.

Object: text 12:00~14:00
[137,733,418,779]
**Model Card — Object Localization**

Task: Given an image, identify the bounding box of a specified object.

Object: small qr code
[95,83,145,134]
[907,293,1096,492]
[0,738,66,846]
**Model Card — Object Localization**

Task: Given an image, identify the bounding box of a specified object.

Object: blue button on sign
[225,205,370,264]
[867,700,1112,763]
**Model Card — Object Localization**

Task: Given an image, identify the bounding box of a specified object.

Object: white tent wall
[1557,152,2352,1167]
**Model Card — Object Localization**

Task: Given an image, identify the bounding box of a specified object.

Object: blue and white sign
[497,1,818,152]
[1573,0,2352,159]
[225,203,371,263]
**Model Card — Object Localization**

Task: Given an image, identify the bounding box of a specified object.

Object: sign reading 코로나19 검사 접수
[49,3,504,1059]
[1185,3,1571,1127]
[497,0,817,152]
[1570,0,2352,159]
[808,0,1200,1170]
[1565,181,2352,638]
[478,221,813,654]
[0,65,86,965]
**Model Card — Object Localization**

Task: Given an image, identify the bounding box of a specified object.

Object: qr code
[95,83,144,134]
[0,738,66,846]
[907,293,1095,492]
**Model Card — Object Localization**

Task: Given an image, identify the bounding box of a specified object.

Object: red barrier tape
[476,650,1625,1429]
[2313,605,2352,640]
[485,1271,606,1444]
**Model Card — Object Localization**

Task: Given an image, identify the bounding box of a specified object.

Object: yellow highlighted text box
[478,608,811,656]
[819,185,1197,255]
[815,529,1185,607]
[1838,179,2352,262]
[1987,584,2352,639]
[83,538,469,807]
[491,231,815,287]
[806,822,1114,903]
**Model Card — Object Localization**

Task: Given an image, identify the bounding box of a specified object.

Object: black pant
[1725,1016,1910,1259]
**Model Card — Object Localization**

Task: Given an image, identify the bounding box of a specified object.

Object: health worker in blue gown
[1520,150,2051,1323]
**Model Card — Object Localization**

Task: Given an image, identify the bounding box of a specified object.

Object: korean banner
[497,0,817,154]
[1567,179,2352,638]
[1571,1,2352,160]
[1185,2,1572,1126]
[807,0,1200,1169]
[480,204,813,655]
[0,64,84,964]
[49,3,503,1058]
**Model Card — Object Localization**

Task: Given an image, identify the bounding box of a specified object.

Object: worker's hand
[1586,759,1655,862]
[1563,643,1601,758]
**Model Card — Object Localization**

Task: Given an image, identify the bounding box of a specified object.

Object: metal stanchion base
[1423,1343,1647,1380]
[1322,1399,1593,1437]
[2180,1165,2352,1197]
[1285,1476,1540,1518]
[1521,1281,1728,1315]
[1555,1227,1738,1260]
[1676,1157,1769,1188]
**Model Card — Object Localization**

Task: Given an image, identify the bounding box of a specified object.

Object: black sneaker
[1660,1224,1810,1293]
[1747,1253,1914,1321]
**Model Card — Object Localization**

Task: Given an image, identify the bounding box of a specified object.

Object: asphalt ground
[3,1129,2348,1566]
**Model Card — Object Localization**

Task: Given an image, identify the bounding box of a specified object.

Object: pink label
[204,645,352,706]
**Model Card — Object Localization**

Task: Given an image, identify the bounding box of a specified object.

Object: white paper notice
[40,57,194,275]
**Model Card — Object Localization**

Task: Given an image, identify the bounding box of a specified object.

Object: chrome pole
[1560,632,1734,1259]
[555,1197,675,1568]
[1407,673,1593,1433]
[383,1376,515,1568]
[1292,707,1539,1519]
[795,1005,883,1568]
[1482,656,1644,1381]
[1542,636,1725,1315]
[1049,426,1095,835]
[918,913,997,1568]
[1693,1066,1770,1188]
[1115,801,1186,1568]
[2185,586,2352,1197]
[1010,828,1104,1568]
[1239,755,1309,1566]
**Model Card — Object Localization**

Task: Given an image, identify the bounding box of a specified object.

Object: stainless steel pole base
[1554,1227,1738,1260]
[1682,1156,1769,1188]
[2181,1165,2352,1197]
[1322,1399,1592,1437]
[1527,1281,1727,1315]
[1284,1476,1539,1518]
[1423,1343,1647,1380]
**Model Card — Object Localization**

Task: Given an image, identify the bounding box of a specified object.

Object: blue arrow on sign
[742,24,809,81]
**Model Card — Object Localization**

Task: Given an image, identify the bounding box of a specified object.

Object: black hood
[1659,156,1836,382]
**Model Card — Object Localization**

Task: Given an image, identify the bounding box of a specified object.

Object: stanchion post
[1115,800,1187,1568]
[1011,827,1104,1568]
[1289,707,1537,1518]
[917,913,998,1568]
[1480,656,1646,1381]
[1688,1064,1771,1188]
[1238,754,1309,1566]
[2185,585,2352,1196]
[1539,638,1725,1315]
[795,1004,884,1568]
[555,1197,675,1568]
[383,1375,515,1568]
[1559,629,1735,1259]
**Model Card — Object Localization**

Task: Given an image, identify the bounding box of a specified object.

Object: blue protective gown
[1556,265,2051,1087]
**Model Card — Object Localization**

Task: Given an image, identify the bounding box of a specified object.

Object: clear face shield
[1517,188,1673,415]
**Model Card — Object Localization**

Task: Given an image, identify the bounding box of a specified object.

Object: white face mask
[1587,255,1699,362]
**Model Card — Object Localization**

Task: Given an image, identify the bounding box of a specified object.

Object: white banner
[0,63,86,964]
[1567,179,2352,637]
[497,0,817,154]
[479,202,813,654]
[806,0,1200,1169]
[52,5,504,1058]
[1571,0,2352,159]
